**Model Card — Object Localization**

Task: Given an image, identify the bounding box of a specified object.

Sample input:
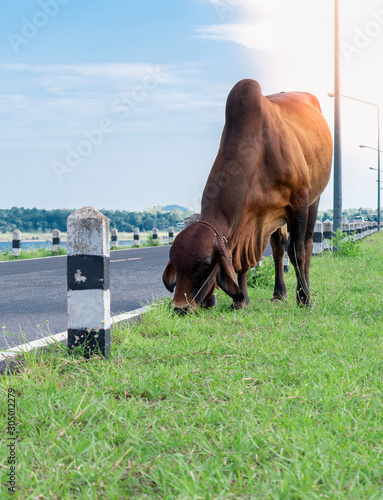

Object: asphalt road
[0,246,172,350]
[0,242,273,351]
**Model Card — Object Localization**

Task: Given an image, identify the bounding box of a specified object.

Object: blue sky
[1,0,383,212]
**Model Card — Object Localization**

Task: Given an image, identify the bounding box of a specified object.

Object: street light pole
[333,0,342,234]
[360,128,381,229]
[327,97,381,231]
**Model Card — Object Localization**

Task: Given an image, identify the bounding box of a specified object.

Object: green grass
[0,248,67,261]
[1,233,383,499]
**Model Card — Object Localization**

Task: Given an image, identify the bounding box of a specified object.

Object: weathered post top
[67,206,109,257]
[12,230,21,239]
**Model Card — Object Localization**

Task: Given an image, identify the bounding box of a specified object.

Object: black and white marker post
[168,226,174,245]
[67,206,111,358]
[111,228,118,248]
[133,228,140,247]
[52,229,60,253]
[152,227,158,244]
[12,230,21,257]
[313,221,324,255]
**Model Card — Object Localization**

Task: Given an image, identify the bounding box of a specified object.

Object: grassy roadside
[1,233,382,499]
[0,248,67,261]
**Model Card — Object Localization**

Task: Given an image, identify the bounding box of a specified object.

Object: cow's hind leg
[304,198,320,290]
[288,201,311,306]
[270,227,288,301]
[231,272,249,309]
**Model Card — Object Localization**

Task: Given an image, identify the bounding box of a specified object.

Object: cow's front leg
[231,271,249,309]
[270,228,288,301]
[288,205,311,306]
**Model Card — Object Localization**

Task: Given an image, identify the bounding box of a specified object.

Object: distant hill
[163,205,189,212]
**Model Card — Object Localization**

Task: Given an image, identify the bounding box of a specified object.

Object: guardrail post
[52,229,61,253]
[323,220,332,250]
[152,227,158,244]
[352,222,357,240]
[168,226,174,245]
[313,220,323,255]
[111,228,118,248]
[283,251,289,273]
[133,228,140,247]
[356,221,362,240]
[67,206,111,358]
[12,230,21,257]
[342,221,350,237]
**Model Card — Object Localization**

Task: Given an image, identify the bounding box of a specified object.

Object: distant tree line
[0,206,194,234]
[1,206,380,234]
[317,207,381,222]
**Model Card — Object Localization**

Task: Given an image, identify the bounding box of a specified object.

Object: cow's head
[162,222,244,313]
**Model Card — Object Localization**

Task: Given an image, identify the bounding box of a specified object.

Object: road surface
[0,246,172,350]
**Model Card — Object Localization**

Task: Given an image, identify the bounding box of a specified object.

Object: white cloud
[196,23,281,51]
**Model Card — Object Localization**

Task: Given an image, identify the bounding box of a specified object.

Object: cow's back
[201,79,333,273]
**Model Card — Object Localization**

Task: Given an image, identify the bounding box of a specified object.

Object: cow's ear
[217,254,244,301]
[163,261,177,292]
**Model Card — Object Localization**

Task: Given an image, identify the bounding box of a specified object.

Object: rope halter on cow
[188,220,231,305]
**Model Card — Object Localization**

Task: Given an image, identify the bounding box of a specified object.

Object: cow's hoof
[297,300,312,308]
[296,288,312,307]
[202,294,218,309]
[296,295,312,307]
[271,293,287,302]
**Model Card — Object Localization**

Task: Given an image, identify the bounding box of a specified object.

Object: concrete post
[12,230,21,257]
[350,222,356,240]
[313,221,323,255]
[111,228,118,248]
[342,222,350,237]
[152,227,158,244]
[168,227,174,245]
[52,229,61,253]
[323,220,333,250]
[283,251,289,273]
[67,206,111,358]
[133,228,140,247]
[355,221,362,240]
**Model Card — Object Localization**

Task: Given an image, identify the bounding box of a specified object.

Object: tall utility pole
[333,0,342,234]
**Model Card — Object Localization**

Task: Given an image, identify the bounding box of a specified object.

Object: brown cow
[163,79,333,312]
